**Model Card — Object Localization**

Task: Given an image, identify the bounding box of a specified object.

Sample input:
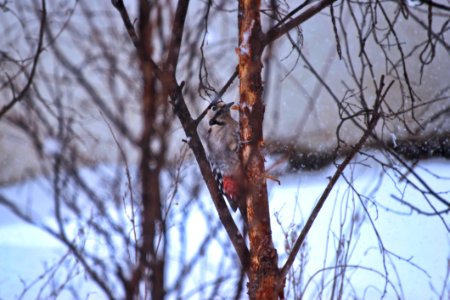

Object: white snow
[391,133,398,147]
[205,29,218,44]
[407,0,422,7]
[239,20,255,56]
[0,155,448,299]
[43,137,62,156]
[241,101,253,112]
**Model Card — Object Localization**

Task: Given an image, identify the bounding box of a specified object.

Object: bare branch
[165,0,190,74]
[0,0,46,119]
[264,0,335,45]
[112,0,163,80]
[171,83,251,271]
[280,76,394,279]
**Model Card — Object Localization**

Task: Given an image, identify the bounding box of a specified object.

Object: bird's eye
[212,106,217,111]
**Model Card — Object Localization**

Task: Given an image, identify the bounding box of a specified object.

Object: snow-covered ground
[0,157,449,299]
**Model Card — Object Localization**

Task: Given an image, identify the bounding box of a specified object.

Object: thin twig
[0,0,47,119]
[264,0,335,45]
[280,76,394,279]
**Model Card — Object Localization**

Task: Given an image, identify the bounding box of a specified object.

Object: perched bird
[205,100,246,218]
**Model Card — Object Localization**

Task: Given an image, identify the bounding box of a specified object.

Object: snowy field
[0,156,448,299]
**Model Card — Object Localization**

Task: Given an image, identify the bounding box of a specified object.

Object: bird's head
[207,100,236,126]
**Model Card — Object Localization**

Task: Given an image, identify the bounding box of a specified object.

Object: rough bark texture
[238,1,281,298]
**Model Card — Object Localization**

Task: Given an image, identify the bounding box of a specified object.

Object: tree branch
[165,0,190,74]
[420,0,450,11]
[165,0,252,271]
[171,84,250,272]
[111,0,250,273]
[266,130,450,171]
[0,0,46,119]
[111,0,163,80]
[264,0,335,45]
[215,0,334,114]
[238,0,280,298]
[280,76,394,279]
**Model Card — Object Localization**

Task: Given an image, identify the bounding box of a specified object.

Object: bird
[204,100,247,220]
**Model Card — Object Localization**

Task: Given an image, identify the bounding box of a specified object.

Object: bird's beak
[227,102,239,110]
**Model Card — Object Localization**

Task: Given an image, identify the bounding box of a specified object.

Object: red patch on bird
[223,176,239,200]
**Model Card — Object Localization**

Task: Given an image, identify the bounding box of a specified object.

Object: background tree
[0,0,449,299]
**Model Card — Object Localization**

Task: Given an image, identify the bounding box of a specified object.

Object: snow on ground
[0,156,449,299]
[268,158,449,299]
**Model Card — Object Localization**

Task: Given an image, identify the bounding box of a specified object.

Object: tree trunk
[237,1,282,298]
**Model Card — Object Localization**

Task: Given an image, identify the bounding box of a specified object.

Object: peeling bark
[238,0,282,298]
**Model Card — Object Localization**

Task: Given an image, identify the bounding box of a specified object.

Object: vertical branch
[134,1,165,299]
[238,0,281,299]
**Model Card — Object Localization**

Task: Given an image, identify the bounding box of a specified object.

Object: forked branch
[112,0,250,272]
[0,0,47,119]
[280,75,394,279]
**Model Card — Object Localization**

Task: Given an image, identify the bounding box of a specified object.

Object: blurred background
[0,0,449,299]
